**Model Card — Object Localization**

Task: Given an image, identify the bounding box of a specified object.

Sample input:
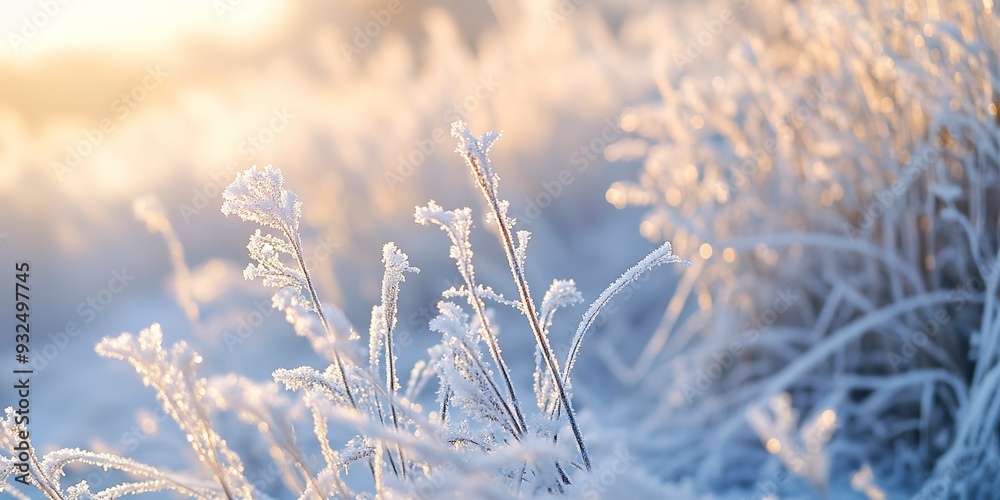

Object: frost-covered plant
[607,0,999,496]
[1,121,687,498]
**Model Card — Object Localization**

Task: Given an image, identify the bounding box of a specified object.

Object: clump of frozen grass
[0,122,687,498]
[608,0,999,495]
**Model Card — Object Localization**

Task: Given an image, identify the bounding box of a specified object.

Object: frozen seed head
[451,121,502,192]
[451,120,500,168]
[221,164,302,231]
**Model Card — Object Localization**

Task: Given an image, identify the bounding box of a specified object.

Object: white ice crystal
[564,242,689,384]
[221,164,302,231]
[95,324,255,499]
[243,229,308,292]
[6,122,690,497]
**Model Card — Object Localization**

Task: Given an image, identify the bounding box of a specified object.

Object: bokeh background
[2,0,999,497]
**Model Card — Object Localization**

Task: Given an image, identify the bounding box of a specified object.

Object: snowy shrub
[607,0,999,496]
[1,121,687,498]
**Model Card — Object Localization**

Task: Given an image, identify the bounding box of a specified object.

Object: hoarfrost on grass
[1,122,687,498]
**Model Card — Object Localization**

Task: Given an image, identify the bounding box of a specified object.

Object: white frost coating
[450,121,516,236]
[416,200,525,434]
[540,279,584,334]
[13,137,697,496]
[369,305,387,374]
[514,230,530,273]
[371,242,418,386]
[274,366,355,408]
[428,301,469,339]
[271,286,320,337]
[244,229,307,293]
[223,165,354,364]
[536,279,583,412]
[440,284,521,312]
[415,202,476,284]
[220,164,301,231]
[451,120,592,471]
[562,242,689,384]
[94,324,255,499]
[39,448,218,499]
[451,121,501,184]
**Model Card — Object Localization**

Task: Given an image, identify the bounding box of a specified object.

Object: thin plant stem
[465,154,592,471]
[286,228,359,412]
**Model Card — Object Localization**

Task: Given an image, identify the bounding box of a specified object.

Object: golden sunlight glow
[698,291,712,310]
[831,183,843,200]
[640,220,661,240]
[821,409,837,426]
[620,112,638,132]
[139,415,158,435]
[699,243,713,259]
[684,164,699,182]
[821,190,833,206]
[880,96,894,113]
[666,187,683,206]
[722,247,736,262]
[606,186,627,208]
[765,438,781,454]
[0,0,291,57]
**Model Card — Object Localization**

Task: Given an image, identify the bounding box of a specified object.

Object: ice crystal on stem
[96,324,254,499]
[220,164,301,232]
[452,120,592,471]
[563,242,689,387]
[2,122,688,498]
